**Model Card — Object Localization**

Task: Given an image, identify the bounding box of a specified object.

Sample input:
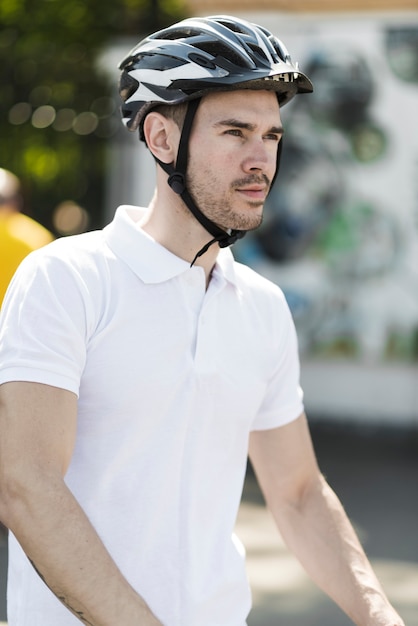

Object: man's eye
[226,129,243,137]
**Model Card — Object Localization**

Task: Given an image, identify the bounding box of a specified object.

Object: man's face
[186,89,283,233]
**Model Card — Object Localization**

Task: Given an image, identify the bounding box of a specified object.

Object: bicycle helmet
[118,15,313,263]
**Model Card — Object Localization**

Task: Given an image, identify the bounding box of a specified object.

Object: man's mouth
[236,186,268,200]
[233,174,270,201]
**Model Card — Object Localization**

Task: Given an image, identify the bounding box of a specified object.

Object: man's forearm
[2,475,162,626]
[271,474,404,626]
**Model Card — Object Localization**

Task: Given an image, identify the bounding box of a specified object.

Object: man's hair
[153,102,188,132]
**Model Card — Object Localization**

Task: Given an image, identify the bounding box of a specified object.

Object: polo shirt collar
[103,205,238,287]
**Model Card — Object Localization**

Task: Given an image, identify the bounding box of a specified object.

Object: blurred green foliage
[0,0,186,231]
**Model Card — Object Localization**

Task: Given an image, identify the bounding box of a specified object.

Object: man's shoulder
[29,229,107,268]
[4,229,113,326]
[16,228,112,294]
[48,228,104,253]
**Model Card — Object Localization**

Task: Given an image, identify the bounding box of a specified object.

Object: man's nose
[242,138,273,173]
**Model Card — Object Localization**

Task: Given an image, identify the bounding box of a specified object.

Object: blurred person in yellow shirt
[0,168,54,307]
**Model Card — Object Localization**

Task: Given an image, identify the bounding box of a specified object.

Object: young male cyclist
[0,15,404,626]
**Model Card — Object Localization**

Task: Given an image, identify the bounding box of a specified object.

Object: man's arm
[0,381,162,626]
[249,413,404,626]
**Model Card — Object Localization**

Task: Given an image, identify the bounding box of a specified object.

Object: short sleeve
[251,296,304,431]
[0,246,91,396]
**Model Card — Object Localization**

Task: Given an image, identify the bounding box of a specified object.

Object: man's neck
[139,195,220,287]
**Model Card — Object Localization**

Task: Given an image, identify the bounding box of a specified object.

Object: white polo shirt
[0,205,304,626]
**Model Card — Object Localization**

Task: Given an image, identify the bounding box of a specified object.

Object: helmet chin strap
[153,97,282,267]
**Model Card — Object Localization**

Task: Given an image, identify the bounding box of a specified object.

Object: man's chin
[234,212,264,232]
[215,206,264,233]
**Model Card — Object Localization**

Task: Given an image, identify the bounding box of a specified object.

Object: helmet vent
[216,19,244,34]
[119,72,139,102]
[153,27,189,41]
[188,52,216,70]
[247,43,270,63]
[194,41,248,68]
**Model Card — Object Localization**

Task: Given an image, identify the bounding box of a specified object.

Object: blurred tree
[0,0,186,231]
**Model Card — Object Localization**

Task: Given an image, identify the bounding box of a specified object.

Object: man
[0,15,404,626]
[0,168,54,307]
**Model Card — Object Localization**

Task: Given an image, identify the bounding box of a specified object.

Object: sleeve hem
[251,402,305,431]
[0,367,80,397]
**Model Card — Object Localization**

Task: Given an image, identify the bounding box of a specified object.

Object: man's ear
[143,112,179,164]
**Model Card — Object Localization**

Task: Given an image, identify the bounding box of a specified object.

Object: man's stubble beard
[185,170,268,233]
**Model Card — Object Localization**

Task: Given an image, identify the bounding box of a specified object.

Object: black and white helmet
[118,15,313,136]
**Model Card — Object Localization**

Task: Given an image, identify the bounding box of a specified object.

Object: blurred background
[1,0,417,623]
